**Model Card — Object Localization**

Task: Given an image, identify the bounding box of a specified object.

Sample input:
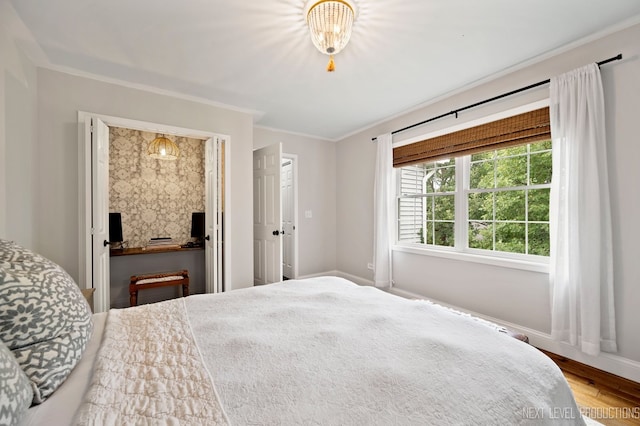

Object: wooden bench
[129,269,189,307]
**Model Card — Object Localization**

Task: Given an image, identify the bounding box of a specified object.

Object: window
[398,159,455,247]
[395,106,552,261]
[468,140,551,256]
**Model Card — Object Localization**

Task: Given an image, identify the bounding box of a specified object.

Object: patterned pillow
[0,240,93,404]
[0,340,33,425]
[0,240,35,264]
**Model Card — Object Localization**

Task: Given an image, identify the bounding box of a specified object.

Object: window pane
[434,195,455,221]
[436,167,456,192]
[528,223,550,256]
[416,225,425,244]
[495,190,525,221]
[425,221,434,245]
[471,151,494,162]
[424,170,437,193]
[434,222,454,247]
[470,161,494,189]
[496,156,527,187]
[399,166,425,195]
[425,196,433,220]
[436,158,455,167]
[435,157,456,167]
[495,223,526,254]
[468,192,493,221]
[468,222,493,250]
[425,164,456,194]
[397,197,423,243]
[398,221,423,243]
[528,189,550,222]
[529,151,552,184]
[530,139,552,152]
[497,145,527,157]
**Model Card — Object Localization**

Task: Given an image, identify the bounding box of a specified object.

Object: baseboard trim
[326,272,640,383]
[334,271,374,287]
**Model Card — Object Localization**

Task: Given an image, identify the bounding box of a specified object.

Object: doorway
[252,143,298,285]
[78,112,230,312]
[281,154,298,280]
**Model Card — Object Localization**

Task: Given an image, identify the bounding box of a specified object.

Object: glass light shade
[148,136,180,160]
[306,0,354,57]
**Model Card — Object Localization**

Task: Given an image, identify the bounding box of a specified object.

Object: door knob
[205,235,211,241]
[272,230,284,236]
[103,240,111,247]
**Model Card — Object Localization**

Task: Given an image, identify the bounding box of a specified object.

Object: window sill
[392,244,550,273]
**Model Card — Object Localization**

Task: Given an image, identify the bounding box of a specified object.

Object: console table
[110,246,203,256]
[109,247,205,308]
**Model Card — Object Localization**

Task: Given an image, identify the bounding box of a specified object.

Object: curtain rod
[371,53,622,142]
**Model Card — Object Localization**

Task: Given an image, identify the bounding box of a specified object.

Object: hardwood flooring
[540,350,640,425]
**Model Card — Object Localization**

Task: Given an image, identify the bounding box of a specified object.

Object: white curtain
[373,133,394,288]
[549,63,617,356]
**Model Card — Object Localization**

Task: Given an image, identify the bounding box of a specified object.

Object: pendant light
[148,135,179,160]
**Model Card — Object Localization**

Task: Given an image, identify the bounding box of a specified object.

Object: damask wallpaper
[109,127,205,248]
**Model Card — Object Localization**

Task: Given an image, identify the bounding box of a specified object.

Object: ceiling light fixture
[306,0,355,72]
[148,135,180,160]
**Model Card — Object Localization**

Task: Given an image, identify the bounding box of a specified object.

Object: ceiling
[7,0,640,141]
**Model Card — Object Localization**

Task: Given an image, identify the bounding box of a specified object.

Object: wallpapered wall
[109,127,205,248]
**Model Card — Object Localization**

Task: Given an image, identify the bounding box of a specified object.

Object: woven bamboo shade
[393,107,550,167]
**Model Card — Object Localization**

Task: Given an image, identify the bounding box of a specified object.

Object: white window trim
[392,244,549,273]
[393,99,551,274]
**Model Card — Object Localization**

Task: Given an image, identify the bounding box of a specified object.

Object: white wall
[253,127,337,277]
[36,68,254,291]
[0,16,38,247]
[0,35,6,238]
[336,23,640,380]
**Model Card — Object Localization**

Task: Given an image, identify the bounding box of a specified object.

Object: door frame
[77,111,231,311]
[282,153,299,279]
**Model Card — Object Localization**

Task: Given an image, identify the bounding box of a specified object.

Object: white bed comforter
[77,277,585,425]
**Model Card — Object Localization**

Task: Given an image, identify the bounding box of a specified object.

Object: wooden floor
[541,350,640,425]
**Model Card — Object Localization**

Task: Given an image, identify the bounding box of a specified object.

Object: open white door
[204,137,221,294]
[91,118,110,312]
[216,139,225,291]
[281,158,295,279]
[253,143,282,285]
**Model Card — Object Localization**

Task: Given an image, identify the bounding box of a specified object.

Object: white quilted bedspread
[73,299,228,425]
[189,277,585,425]
[74,276,585,425]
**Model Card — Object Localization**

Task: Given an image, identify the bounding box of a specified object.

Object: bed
[0,240,587,425]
